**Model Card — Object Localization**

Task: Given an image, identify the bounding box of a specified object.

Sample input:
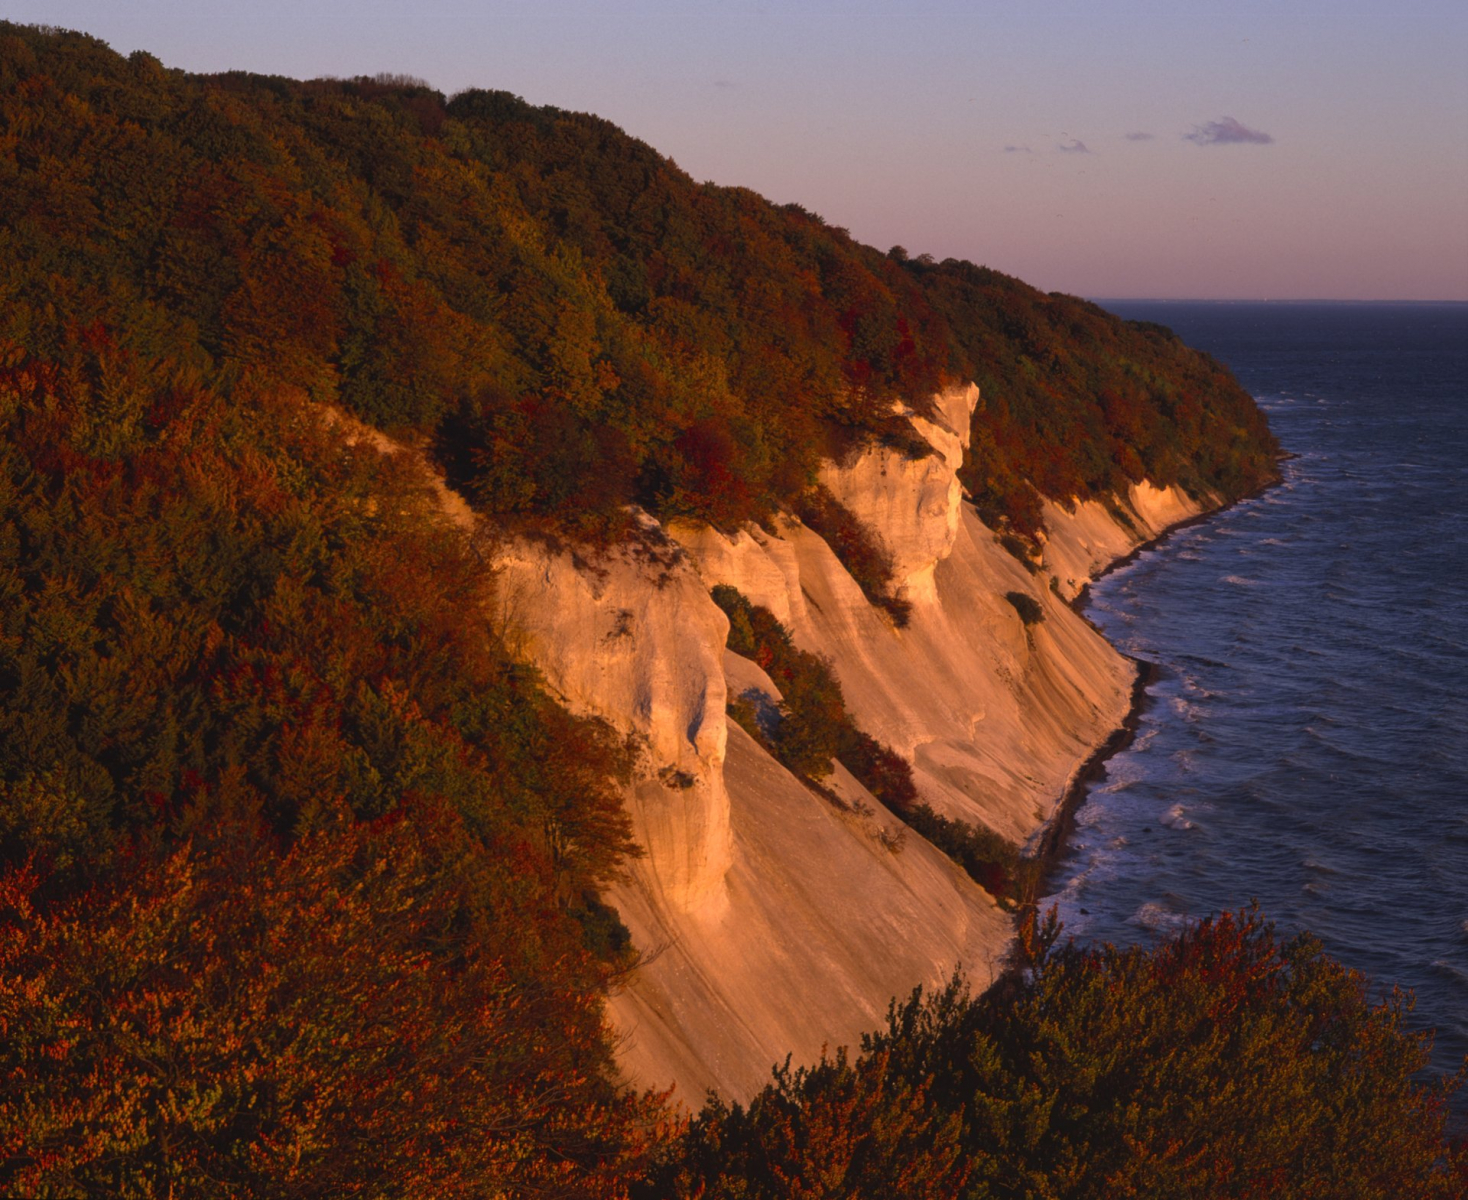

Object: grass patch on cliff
[1005,590,1045,627]
[713,585,1038,905]
[898,804,1039,908]
[712,586,916,810]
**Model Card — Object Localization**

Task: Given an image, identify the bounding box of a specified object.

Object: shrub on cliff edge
[712,586,916,805]
[648,908,1466,1198]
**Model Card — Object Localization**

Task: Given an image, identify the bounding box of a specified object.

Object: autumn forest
[0,23,1459,1197]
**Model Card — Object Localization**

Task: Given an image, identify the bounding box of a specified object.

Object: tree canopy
[4,25,1434,1199]
[0,22,1276,545]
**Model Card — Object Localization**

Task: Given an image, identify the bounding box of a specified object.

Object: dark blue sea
[1047,301,1468,1107]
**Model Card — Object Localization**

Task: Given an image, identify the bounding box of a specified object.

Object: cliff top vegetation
[6,25,1427,1199]
[0,21,1276,547]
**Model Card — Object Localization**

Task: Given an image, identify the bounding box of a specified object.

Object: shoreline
[1069,463,1289,619]
[1026,652,1161,891]
[1021,464,1288,919]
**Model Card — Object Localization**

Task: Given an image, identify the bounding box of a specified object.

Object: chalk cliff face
[491,384,1209,1103]
[816,385,974,604]
[493,527,735,917]
[1041,480,1204,601]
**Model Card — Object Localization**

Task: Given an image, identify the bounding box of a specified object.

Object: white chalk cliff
[491,383,1209,1103]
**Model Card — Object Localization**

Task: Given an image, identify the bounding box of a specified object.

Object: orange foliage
[0,809,668,1198]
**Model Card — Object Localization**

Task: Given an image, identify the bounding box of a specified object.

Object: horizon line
[1087,296,1468,305]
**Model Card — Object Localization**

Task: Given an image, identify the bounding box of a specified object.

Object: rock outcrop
[489,384,1210,1103]
[493,526,735,918]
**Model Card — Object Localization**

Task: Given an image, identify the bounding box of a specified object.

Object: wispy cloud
[1124,131,1154,141]
[1058,138,1090,154]
[1184,116,1273,145]
[1003,144,1032,153]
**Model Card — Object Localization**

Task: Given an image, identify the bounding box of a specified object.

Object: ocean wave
[1073,803,1107,829]
[1169,696,1204,722]
[1132,727,1160,752]
[1429,959,1468,987]
[1221,574,1259,587]
[1178,653,1231,670]
[1128,901,1192,934]
[1176,671,1218,700]
[1160,804,1195,831]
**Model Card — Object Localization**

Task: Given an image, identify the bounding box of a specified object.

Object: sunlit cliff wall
[493,384,1208,1102]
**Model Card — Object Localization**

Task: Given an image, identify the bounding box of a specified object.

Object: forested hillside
[0,22,1274,542]
[1,24,1455,1198]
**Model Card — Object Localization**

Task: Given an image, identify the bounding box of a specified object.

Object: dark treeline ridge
[0,22,1274,544]
[2,24,1454,1198]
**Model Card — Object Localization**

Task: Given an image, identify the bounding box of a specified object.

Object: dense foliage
[4,24,1444,1197]
[0,23,1275,550]
[1,813,664,1198]
[0,344,655,1195]
[651,909,1466,1198]
[914,257,1281,538]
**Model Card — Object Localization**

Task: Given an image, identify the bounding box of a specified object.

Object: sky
[6,1,1466,300]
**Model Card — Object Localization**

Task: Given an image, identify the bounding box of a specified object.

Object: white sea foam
[1221,574,1259,587]
[1160,803,1195,831]
[1169,696,1203,722]
[1128,902,1191,934]
[1103,755,1147,784]
[1074,803,1107,829]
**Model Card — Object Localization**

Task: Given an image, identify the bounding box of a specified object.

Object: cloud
[1184,116,1273,145]
[1003,144,1032,153]
[1058,138,1090,153]
[713,78,738,90]
[1124,131,1154,141]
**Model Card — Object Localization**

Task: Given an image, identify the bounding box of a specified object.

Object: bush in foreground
[650,908,1465,1199]
[0,809,665,1199]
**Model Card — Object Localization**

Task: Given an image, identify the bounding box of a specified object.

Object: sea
[1045,301,1468,1108]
